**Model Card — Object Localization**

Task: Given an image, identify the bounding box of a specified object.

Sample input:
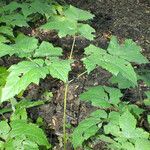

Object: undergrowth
[0,0,150,150]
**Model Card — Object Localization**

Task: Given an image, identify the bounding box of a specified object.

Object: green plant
[0,99,51,150]
[0,1,150,150]
[0,0,95,149]
[72,37,150,149]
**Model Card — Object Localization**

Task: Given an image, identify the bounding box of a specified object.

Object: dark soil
[1,0,150,150]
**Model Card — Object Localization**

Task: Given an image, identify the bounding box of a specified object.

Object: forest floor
[1,0,150,149]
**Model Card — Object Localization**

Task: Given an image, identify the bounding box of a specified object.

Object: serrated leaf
[0,35,9,43]
[30,0,52,17]
[45,59,72,82]
[90,110,107,119]
[10,120,51,149]
[41,16,77,37]
[13,34,38,54]
[78,23,95,40]
[0,42,14,57]
[0,67,8,86]
[72,116,100,149]
[0,121,11,140]
[34,41,62,57]
[80,86,122,108]
[1,59,49,102]
[0,26,14,37]
[110,73,135,89]
[2,1,21,13]
[83,44,137,85]
[64,5,94,21]
[0,14,28,27]
[137,70,150,86]
[119,110,137,138]
[104,123,121,137]
[107,36,148,64]
[108,111,120,125]
[135,139,150,150]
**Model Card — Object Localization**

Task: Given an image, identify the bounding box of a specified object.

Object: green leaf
[2,1,21,12]
[13,34,38,54]
[9,120,51,149]
[45,59,72,82]
[29,0,52,17]
[34,41,62,57]
[0,43,14,57]
[80,86,122,108]
[0,26,14,37]
[148,115,150,124]
[0,67,8,86]
[41,16,77,37]
[119,109,136,131]
[135,139,150,150]
[0,121,11,140]
[104,123,121,137]
[83,44,137,85]
[107,36,148,64]
[64,5,94,21]
[119,109,137,138]
[108,111,120,125]
[72,115,100,149]
[0,14,28,27]
[78,23,95,40]
[137,70,150,86]
[1,59,49,102]
[110,73,135,89]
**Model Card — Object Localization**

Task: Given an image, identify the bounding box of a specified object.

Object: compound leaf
[83,44,137,85]
[80,86,122,108]
[1,59,49,102]
[10,120,50,149]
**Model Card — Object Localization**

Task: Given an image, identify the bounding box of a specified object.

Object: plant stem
[63,35,76,150]
[69,36,76,59]
[63,83,69,150]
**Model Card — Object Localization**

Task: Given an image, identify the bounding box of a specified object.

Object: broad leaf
[13,34,38,54]
[80,86,122,108]
[78,23,95,40]
[135,139,150,150]
[45,59,72,82]
[34,41,62,57]
[64,5,94,21]
[41,16,77,37]
[110,73,135,89]
[0,43,14,57]
[0,26,14,37]
[72,119,99,149]
[107,36,148,64]
[1,59,49,102]
[0,14,28,27]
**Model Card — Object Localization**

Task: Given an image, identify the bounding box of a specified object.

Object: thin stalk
[63,36,76,150]
[69,36,76,59]
[63,83,69,150]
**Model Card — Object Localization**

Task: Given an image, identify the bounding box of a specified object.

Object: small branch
[69,36,76,59]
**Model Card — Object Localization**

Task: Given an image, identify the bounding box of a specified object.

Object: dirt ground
[1,0,150,150]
